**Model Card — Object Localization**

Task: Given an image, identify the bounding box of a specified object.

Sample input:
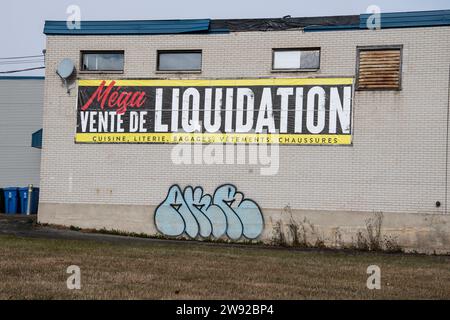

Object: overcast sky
[1,0,449,76]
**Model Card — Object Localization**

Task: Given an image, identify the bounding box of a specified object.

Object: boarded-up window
[356,46,402,90]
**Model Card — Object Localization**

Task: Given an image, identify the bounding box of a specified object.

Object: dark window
[157,51,202,71]
[272,48,320,70]
[356,46,402,90]
[81,51,124,72]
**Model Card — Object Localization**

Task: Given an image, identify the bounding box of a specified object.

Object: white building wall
[0,78,43,188]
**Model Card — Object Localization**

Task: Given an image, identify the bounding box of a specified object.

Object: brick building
[39,10,450,253]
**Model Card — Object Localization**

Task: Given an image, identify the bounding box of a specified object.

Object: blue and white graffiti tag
[154,184,264,240]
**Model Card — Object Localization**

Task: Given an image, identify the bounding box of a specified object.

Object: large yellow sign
[76,78,353,145]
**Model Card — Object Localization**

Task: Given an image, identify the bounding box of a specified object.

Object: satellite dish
[56,58,75,79]
[56,58,75,94]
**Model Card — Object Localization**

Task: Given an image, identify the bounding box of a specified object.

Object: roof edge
[0,76,45,80]
[43,9,450,35]
[44,19,212,35]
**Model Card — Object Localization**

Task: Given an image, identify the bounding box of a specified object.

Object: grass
[0,234,449,299]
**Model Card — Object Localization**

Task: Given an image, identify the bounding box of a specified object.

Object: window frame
[355,45,403,91]
[156,50,203,73]
[271,47,321,72]
[80,50,125,73]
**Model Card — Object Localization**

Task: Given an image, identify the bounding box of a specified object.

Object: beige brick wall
[39,26,450,252]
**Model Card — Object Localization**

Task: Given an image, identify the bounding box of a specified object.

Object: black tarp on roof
[210,15,360,32]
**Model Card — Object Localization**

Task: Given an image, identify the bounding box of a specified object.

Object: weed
[384,235,402,253]
[365,212,383,251]
[271,220,288,246]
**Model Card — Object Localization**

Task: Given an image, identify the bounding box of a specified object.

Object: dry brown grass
[0,234,449,299]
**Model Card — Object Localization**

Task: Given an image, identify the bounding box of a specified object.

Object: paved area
[0,214,182,245]
[0,214,280,251]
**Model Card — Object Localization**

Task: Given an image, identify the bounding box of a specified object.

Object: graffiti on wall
[154,184,264,240]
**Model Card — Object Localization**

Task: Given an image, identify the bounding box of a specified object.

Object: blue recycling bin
[3,187,18,214]
[18,187,40,214]
[0,188,4,213]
